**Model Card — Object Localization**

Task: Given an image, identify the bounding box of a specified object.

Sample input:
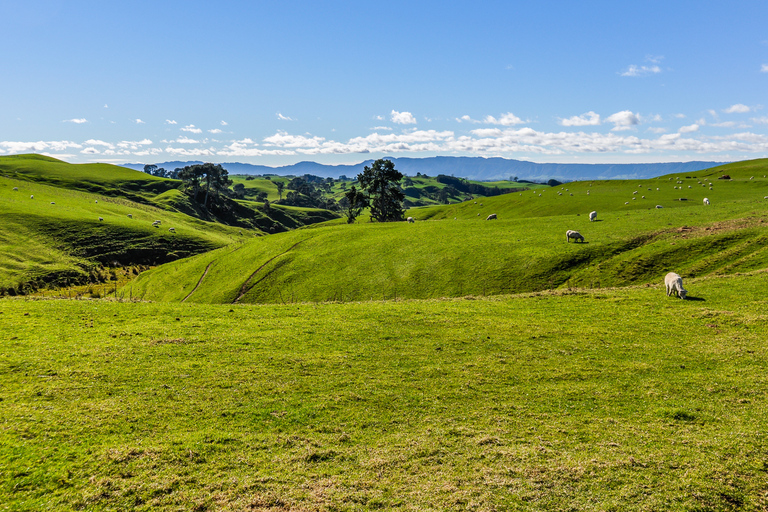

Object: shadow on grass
[685,296,706,301]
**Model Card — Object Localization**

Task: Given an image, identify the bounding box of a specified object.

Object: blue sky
[2,0,767,166]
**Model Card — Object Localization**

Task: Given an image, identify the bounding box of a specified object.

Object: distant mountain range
[121,157,727,182]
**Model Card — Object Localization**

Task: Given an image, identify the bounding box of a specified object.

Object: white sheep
[30,195,34,199]
[95,200,98,203]
[589,211,597,222]
[12,187,18,191]
[664,272,688,299]
[656,205,663,209]
[633,191,638,195]
[127,214,133,218]
[98,217,103,221]
[406,217,414,223]
[566,230,584,243]
[486,213,497,220]
[168,227,176,232]
[703,198,710,205]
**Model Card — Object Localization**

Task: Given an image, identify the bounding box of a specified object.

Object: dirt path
[233,239,308,303]
[181,261,214,302]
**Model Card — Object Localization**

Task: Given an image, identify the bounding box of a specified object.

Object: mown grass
[1,272,767,510]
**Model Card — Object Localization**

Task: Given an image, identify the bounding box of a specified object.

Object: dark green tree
[179,163,232,208]
[356,159,405,222]
[143,164,158,175]
[276,181,285,201]
[341,185,369,224]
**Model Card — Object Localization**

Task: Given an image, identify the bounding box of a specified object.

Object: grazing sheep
[625,202,629,205]
[50,202,55,205]
[95,200,98,203]
[168,227,176,232]
[127,214,133,219]
[703,198,710,205]
[12,187,18,191]
[98,217,103,221]
[30,195,34,199]
[486,213,497,220]
[589,211,597,222]
[633,191,638,195]
[656,205,663,208]
[566,230,585,243]
[406,217,414,223]
[664,272,688,299]
[642,196,645,199]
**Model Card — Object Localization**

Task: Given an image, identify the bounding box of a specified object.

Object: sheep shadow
[685,296,706,302]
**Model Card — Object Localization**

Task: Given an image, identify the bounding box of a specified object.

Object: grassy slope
[130,159,768,304]
[0,154,178,203]
[1,272,767,510]
[0,173,242,291]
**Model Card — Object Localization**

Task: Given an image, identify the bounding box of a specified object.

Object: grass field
[3,156,768,510]
[129,159,768,305]
[1,272,767,510]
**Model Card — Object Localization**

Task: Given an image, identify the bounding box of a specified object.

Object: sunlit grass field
[2,272,768,510]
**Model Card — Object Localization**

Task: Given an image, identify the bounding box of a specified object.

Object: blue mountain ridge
[121,156,726,182]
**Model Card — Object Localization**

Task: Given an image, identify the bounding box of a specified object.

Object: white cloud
[724,104,751,114]
[456,115,481,124]
[165,119,177,125]
[103,104,108,109]
[84,139,115,149]
[181,124,202,133]
[0,140,83,154]
[174,136,200,144]
[606,110,640,131]
[483,112,525,126]
[208,128,223,134]
[116,139,153,150]
[679,124,700,133]
[559,111,601,127]
[220,120,228,126]
[371,126,393,131]
[135,119,145,124]
[390,110,417,125]
[65,118,88,124]
[761,64,768,73]
[647,127,667,134]
[751,116,768,125]
[165,147,216,157]
[620,64,662,77]
[277,113,294,121]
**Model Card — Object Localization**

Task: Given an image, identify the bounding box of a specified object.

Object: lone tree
[357,159,405,222]
[179,163,232,209]
[276,181,285,201]
[341,185,369,223]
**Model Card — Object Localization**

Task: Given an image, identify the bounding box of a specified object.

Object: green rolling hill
[128,159,768,304]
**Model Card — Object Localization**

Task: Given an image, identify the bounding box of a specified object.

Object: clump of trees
[357,159,405,222]
[143,164,181,179]
[279,175,338,210]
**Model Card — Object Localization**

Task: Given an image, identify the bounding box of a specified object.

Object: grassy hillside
[129,159,768,304]
[2,272,768,510]
[0,154,178,203]
[0,173,242,293]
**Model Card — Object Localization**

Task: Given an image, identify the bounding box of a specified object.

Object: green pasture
[129,190,768,304]
[414,161,768,221]
[0,174,242,292]
[2,272,768,510]
[0,154,177,202]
